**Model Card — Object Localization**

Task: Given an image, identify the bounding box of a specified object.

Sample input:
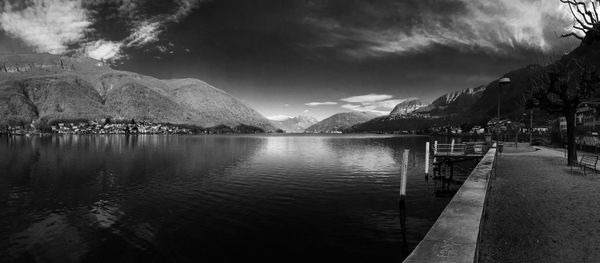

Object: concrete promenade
[479,144,600,262]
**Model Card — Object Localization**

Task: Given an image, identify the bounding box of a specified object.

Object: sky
[0,0,586,120]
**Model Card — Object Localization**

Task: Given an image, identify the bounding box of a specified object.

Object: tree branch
[560,0,599,38]
[561,32,585,40]
[592,1,599,23]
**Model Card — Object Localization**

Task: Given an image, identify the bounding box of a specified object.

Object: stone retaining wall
[404,146,497,263]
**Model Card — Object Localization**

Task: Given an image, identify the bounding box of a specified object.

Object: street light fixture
[529,109,533,145]
[498,78,511,143]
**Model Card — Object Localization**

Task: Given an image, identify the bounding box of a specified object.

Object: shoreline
[0,132,433,137]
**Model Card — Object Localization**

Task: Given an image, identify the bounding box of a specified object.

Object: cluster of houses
[427,119,551,137]
[1,120,193,135]
[53,121,192,134]
[429,126,465,134]
[388,112,436,120]
[485,119,548,134]
[3,126,28,135]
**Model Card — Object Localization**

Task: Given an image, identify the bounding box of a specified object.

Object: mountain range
[350,65,544,132]
[363,35,600,132]
[350,62,551,132]
[270,115,319,133]
[414,85,487,116]
[305,111,378,133]
[0,53,275,131]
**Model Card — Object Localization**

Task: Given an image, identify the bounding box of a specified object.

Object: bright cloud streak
[85,40,123,61]
[339,94,417,116]
[341,104,389,115]
[305,101,338,106]
[306,0,578,58]
[0,0,91,54]
[126,21,162,47]
[267,115,293,121]
[0,0,205,61]
[341,94,393,103]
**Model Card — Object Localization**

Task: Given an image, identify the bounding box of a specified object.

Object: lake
[0,134,469,262]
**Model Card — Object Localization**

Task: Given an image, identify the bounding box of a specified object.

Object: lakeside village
[1,119,193,135]
[377,104,600,148]
[0,116,551,138]
[0,117,273,136]
[0,116,573,139]
[2,103,600,146]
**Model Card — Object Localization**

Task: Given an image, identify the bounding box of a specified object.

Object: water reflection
[0,134,465,262]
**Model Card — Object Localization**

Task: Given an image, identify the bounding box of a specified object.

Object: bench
[579,154,599,175]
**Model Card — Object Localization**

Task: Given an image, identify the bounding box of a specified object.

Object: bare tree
[560,0,600,41]
[528,58,600,165]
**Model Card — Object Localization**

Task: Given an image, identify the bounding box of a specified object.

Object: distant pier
[433,141,490,158]
[429,141,490,186]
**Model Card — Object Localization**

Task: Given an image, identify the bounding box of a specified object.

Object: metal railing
[434,142,489,156]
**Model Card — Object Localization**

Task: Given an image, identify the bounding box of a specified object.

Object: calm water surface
[0,134,464,262]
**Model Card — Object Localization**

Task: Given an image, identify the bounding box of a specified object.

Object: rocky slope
[270,115,318,133]
[388,98,426,117]
[305,112,377,133]
[415,85,486,116]
[0,53,275,131]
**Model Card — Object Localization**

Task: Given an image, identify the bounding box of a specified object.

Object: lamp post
[498,78,511,143]
[529,109,533,145]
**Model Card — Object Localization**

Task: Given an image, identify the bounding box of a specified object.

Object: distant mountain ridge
[350,66,546,132]
[0,53,275,131]
[414,85,487,116]
[388,98,426,117]
[305,111,377,133]
[440,86,486,104]
[270,115,318,133]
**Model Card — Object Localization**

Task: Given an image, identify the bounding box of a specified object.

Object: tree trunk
[565,111,578,166]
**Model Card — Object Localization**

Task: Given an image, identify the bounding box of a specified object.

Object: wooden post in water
[398,149,409,251]
[433,140,438,175]
[425,142,430,176]
[400,148,409,200]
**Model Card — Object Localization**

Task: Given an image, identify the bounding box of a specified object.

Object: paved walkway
[479,146,600,262]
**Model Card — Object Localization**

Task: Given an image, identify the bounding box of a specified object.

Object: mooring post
[400,148,409,200]
[398,148,408,249]
[450,139,455,153]
[433,140,438,176]
[425,142,430,178]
